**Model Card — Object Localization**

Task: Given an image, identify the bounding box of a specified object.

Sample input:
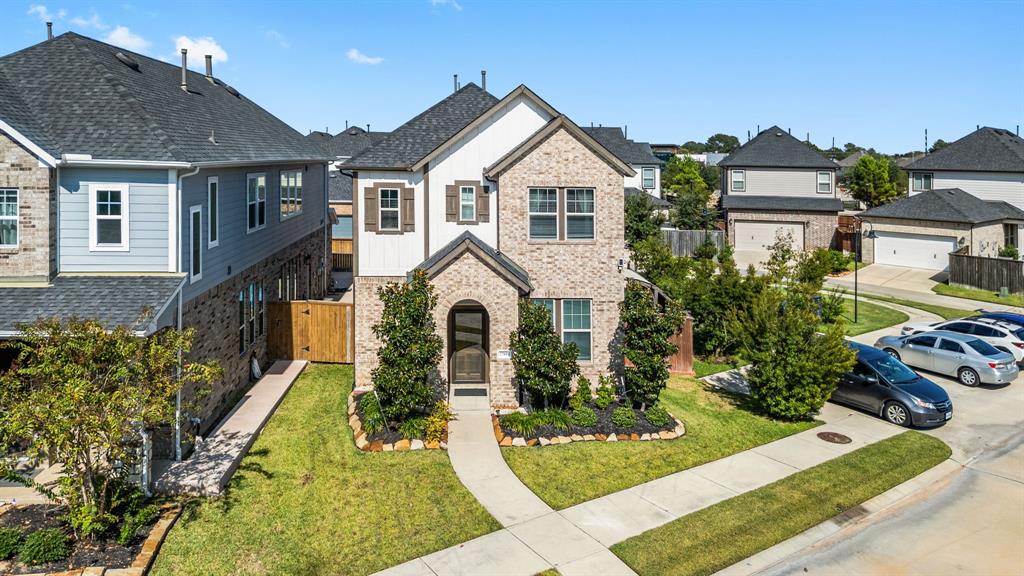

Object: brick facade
[726,210,838,249]
[0,132,55,280]
[353,275,404,389]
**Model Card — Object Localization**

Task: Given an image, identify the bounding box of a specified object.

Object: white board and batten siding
[355,171,424,277]
[873,232,958,271]
[734,221,805,251]
[910,171,1024,210]
[727,167,836,197]
[624,164,662,198]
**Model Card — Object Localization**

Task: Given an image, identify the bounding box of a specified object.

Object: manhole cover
[817,431,852,444]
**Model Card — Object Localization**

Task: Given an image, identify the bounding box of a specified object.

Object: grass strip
[932,283,1024,308]
[612,431,950,576]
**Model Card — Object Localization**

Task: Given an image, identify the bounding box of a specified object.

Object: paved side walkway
[377,387,904,576]
[154,360,307,496]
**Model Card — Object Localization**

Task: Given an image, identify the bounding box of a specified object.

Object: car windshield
[965,338,1002,356]
[1013,327,1024,340]
[865,354,919,385]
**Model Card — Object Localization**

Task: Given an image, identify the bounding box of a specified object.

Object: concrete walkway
[154,360,307,496]
[376,386,904,576]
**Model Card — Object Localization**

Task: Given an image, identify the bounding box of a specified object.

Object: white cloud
[265,29,289,49]
[104,26,150,52]
[346,48,383,65]
[70,13,109,30]
[27,4,66,22]
[430,0,462,11]
[172,36,228,69]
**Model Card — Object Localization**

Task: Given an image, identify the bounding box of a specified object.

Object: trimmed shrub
[595,376,615,409]
[569,376,591,411]
[117,504,160,546]
[425,401,454,443]
[501,412,538,436]
[571,406,598,428]
[1000,245,1020,259]
[819,291,846,324]
[534,409,571,431]
[510,300,580,408]
[644,405,671,427]
[398,417,427,440]
[620,280,686,409]
[611,406,637,428]
[18,528,70,565]
[0,527,21,560]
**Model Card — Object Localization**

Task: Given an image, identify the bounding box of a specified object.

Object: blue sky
[4,0,1023,153]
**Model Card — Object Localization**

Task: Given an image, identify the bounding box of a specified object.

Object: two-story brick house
[718,126,842,252]
[0,32,329,456]
[346,83,634,406]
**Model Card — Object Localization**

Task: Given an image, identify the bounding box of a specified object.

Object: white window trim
[642,167,655,190]
[816,171,832,194]
[0,188,18,248]
[565,187,596,240]
[189,205,203,283]
[911,172,933,192]
[528,187,559,240]
[459,185,476,222]
[279,170,304,221]
[561,298,593,362]
[87,182,130,252]
[731,169,745,192]
[207,176,219,248]
[379,188,401,231]
[246,173,267,233]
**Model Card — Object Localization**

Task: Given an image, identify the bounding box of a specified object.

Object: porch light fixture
[618,258,624,273]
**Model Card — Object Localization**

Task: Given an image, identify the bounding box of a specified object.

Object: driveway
[846,264,947,293]
[733,250,770,273]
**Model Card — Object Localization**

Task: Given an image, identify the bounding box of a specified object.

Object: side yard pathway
[377,388,905,576]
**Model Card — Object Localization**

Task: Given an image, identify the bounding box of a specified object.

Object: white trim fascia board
[0,121,57,167]
[167,169,177,272]
[59,158,193,168]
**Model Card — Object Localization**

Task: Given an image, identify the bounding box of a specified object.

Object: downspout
[174,166,200,462]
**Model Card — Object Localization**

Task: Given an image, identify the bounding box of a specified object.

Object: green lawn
[835,298,909,336]
[846,292,974,321]
[693,357,744,378]
[501,376,817,509]
[151,365,500,576]
[612,431,951,576]
[932,283,1024,308]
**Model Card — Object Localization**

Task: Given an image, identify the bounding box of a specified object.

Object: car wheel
[883,401,911,427]
[958,367,980,387]
[884,348,900,360]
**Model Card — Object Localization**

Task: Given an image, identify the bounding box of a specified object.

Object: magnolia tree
[0,318,219,539]
[620,281,686,410]
[509,299,579,408]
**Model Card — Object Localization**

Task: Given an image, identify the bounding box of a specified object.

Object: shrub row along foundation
[347,391,447,452]
[492,413,685,447]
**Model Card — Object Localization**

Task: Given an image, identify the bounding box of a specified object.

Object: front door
[451,308,488,383]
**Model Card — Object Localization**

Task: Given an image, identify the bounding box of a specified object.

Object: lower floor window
[1005,224,1019,249]
[562,299,592,361]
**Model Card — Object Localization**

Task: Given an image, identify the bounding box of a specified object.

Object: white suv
[901,318,1024,364]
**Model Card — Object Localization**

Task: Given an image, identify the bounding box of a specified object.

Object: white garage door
[734,221,805,251]
[874,232,958,270]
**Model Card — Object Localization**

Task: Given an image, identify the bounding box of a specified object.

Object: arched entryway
[448,300,489,384]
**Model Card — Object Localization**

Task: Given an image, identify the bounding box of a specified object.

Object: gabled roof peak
[718,125,836,169]
[905,126,1024,173]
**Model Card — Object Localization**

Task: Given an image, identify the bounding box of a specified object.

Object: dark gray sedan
[875,330,1019,386]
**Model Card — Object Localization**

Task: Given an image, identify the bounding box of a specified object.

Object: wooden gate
[268,300,354,363]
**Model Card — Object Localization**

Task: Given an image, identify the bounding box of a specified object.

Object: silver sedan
[874,330,1019,387]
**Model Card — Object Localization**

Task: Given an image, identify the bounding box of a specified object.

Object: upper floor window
[731,169,745,192]
[530,298,556,329]
[90,184,129,251]
[529,188,558,239]
[912,172,932,192]
[817,171,832,194]
[280,170,303,219]
[562,299,592,361]
[247,173,267,232]
[189,205,202,283]
[207,177,219,248]
[566,188,595,239]
[379,189,400,230]
[460,185,476,222]
[642,167,655,189]
[0,189,17,248]
[333,215,353,239]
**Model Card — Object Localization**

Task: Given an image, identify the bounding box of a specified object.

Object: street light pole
[854,219,859,324]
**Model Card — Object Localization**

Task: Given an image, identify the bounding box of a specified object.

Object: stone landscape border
[492,412,686,447]
[347,391,447,452]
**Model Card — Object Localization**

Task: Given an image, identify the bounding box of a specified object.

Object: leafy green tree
[624,193,664,248]
[849,155,899,207]
[0,319,219,540]
[371,270,445,421]
[509,300,580,408]
[698,161,720,191]
[662,156,708,198]
[679,141,707,153]
[671,189,718,230]
[728,289,856,420]
[929,139,949,153]
[706,133,740,153]
[619,281,686,410]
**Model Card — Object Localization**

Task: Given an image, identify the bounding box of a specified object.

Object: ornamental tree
[0,318,220,540]
[509,299,580,408]
[371,270,444,422]
[620,281,686,410]
[849,155,899,207]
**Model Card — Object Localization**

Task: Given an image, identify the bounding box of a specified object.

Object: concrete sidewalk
[154,360,307,496]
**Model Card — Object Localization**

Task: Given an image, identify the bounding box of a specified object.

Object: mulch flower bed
[347,390,447,452]
[495,402,685,447]
[0,502,180,576]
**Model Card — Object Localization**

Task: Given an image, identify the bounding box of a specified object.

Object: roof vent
[223,84,241,98]
[775,131,783,137]
[115,51,140,71]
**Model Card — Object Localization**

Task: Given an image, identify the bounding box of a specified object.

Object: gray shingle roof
[860,188,1024,224]
[0,32,326,163]
[625,187,671,208]
[581,127,663,166]
[328,170,353,202]
[307,126,390,159]
[718,126,837,169]
[346,84,499,169]
[722,195,843,212]
[415,231,531,291]
[0,274,185,334]
[904,127,1024,173]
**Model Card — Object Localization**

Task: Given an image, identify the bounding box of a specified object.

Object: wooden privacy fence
[331,239,353,271]
[662,229,725,257]
[268,300,354,363]
[668,315,695,375]
[949,252,1024,295]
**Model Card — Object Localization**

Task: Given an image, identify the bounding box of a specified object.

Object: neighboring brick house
[346,83,635,407]
[718,126,842,251]
[0,32,329,457]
